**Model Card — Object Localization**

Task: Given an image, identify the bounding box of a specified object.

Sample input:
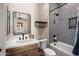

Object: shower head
[54,13,59,16]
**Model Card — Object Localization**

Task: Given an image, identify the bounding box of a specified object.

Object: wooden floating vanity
[6,43,44,56]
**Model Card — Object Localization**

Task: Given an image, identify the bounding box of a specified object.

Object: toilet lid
[44,48,56,55]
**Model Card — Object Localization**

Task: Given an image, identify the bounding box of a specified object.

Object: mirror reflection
[13,12,31,35]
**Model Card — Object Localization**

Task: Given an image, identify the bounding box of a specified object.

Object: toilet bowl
[39,39,56,56]
[43,48,56,56]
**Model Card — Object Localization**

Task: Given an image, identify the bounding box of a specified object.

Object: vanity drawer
[12,51,28,56]
[6,43,38,55]
[27,48,44,56]
[25,44,38,50]
[6,46,26,54]
[27,49,39,56]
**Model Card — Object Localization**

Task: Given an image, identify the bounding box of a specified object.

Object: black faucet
[22,33,25,40]
[53,35,57,42]
[53,39,58,43]
[53,35,58,45]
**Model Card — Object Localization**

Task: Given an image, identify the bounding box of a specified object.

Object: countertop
[6,39,39,49]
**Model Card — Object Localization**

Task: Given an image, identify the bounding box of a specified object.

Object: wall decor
[69,17,77,29]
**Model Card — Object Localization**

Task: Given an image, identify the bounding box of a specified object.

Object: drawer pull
[0,49,2,52]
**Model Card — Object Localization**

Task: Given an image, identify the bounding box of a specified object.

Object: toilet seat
[43,48,56,56]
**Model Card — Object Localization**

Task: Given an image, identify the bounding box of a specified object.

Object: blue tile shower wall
[49,3,78,46]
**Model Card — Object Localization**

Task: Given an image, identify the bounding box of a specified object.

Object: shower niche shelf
[35,21,48,27]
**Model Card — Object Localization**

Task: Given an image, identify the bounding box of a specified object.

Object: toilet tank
[39,39,48,49]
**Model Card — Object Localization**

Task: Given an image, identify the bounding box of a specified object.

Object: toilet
[39,39,56,56]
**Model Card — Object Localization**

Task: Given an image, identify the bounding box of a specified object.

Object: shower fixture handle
[53,39,57,42]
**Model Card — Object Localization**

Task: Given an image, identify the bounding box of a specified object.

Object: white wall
[38,3,49,40]
[7,3,40,41]
[0,4,7,56]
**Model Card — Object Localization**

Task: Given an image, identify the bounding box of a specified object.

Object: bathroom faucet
[22,33,25,40]
[53,35,58,45]
[53,39,57,42]
[53,39,57,45]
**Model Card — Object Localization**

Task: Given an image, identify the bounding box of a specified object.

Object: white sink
[6,39,39,49]
[16,39,35,43]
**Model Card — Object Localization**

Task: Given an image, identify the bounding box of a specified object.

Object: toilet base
[43,48,56,56]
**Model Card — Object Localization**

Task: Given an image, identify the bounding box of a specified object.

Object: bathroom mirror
[13,12,31,35]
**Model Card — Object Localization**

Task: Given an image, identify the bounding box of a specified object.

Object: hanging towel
[73,22,79,56]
